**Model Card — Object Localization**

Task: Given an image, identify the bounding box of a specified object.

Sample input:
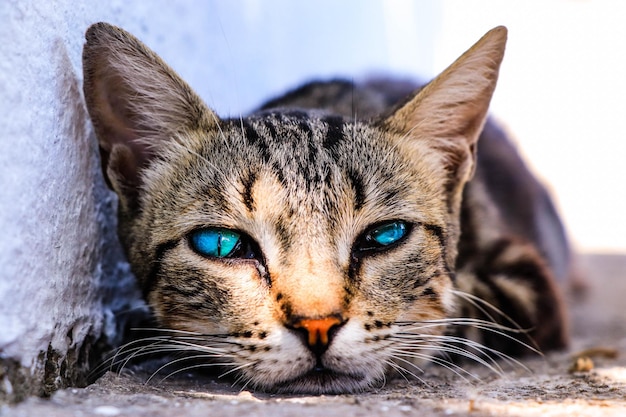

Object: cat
[83,22,570,394]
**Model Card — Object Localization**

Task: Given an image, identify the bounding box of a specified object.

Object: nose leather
[292,316,344,348]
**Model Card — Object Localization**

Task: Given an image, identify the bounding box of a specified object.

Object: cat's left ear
[382,26,507,190]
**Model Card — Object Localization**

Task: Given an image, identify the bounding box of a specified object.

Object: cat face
[135,114,456,392]
[83,23,506,393]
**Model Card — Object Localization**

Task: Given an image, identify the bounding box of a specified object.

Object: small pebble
[94,405,121,416]
[569,356,594,373]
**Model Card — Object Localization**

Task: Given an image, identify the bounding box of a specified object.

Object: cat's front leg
[455,237,568,356]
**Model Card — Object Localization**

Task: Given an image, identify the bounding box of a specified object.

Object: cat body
[83,23,569,394]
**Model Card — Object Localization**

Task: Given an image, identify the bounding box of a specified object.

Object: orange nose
[292,316,344,347]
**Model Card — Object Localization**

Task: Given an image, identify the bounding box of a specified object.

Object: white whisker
[451,289,530,334]
[92,327,241,380]
[384,359,411,384]
[399,353,478,383]
[219,361,257,382]
[147,354,235,384]
[386,354,428,384]
[155,361,241,384]
[389,342,503,376]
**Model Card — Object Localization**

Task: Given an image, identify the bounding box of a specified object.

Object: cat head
[83,23,506,393]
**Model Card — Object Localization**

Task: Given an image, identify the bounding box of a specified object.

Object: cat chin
[265,369,376,395]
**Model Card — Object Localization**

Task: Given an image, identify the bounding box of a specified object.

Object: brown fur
[83,23,568,394]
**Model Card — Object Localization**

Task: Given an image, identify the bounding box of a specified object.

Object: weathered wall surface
[0,0,435,403]
[0,0,144,402]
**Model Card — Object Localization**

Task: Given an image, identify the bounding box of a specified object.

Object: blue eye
[189,228,241,258]
[367,221,408,247]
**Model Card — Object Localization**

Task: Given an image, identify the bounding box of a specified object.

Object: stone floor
[2,254,625,417]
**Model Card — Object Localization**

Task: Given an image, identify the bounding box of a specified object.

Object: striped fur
[83,23,569,394]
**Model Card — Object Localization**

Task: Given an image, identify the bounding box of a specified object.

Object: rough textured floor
[2,254,625,417]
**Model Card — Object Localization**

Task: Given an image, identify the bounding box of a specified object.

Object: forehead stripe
[347,168,366,211]
[241,170,257,213]
[322,115,346,151]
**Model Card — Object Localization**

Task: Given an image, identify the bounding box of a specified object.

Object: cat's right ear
[82,22,219,210]
[381,26,507,200]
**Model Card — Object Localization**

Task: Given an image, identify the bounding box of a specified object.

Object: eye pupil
[369,221,407,246]
[190,228,241,258]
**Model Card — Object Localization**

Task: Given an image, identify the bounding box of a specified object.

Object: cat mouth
[271,367,370,395]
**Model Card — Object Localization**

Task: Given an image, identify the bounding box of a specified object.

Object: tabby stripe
[241,171,257,212]
[243,118,290,185]
[162,283,200,298]
[322,115,346,150]
[262,118,278,140]
[144,239,179,298]
[422,223,455,280]
[274,216,292,254]
[420,286,437,298]
[241,119,271,163]
[424,223,445,248]
[347,168,366,210]
[306,133,318,168]
[242,119,260,142]
[496,260,546,285]
[478,271,529,322]
[474,272,537,355]
[382,189,400,205]
[474,239,540,332]
[296,118,314,140]
[481,238,512,268]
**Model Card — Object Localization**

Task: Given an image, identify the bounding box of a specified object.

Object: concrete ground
[2,254,625,417]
